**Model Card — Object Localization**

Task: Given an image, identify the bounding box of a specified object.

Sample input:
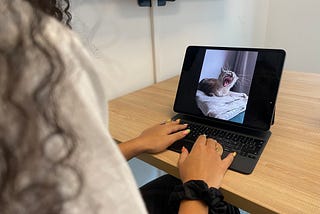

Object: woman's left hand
[119,119,189,160]
[138,119,189,154]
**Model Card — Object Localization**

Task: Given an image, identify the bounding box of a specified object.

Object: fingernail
[166,119,172,122]
[175,118,181,123]
[232,152,237,157]
[183,129,190,135]
[181,146,186,152]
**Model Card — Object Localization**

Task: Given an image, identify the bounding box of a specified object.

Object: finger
[160,118,172,125]
[168,124,188,133]
[222,152,236,169]
[168,129,190,144]
[215,142,223,156]
[172,119,181,124]
[192,134,207,150]
[206,138,217,149]
[165,119,180,125]
[217,144,223,156]
[178,146,189,166]
[205,139,223,156]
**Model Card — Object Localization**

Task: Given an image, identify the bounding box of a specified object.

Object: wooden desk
[109,71,320,213]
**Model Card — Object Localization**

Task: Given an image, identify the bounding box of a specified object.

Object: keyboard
[168,119,264,159]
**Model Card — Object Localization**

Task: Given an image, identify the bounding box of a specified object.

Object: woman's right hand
[178,135,236,189]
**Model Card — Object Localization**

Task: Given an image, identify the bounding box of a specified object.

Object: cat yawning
[198,68,238,97]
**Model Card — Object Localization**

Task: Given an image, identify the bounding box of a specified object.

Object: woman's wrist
[179,199,208,214]
[169,180,227,213]
[118,137,147,160]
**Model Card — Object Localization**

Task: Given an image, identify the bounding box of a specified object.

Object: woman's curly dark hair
[25,0,72,27]
[0,0,81,213]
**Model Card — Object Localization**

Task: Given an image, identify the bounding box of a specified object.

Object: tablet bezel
[173,46,286,131]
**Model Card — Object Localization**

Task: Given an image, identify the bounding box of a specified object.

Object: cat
[198,67,240,97]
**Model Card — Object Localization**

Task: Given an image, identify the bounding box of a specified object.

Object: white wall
[72,0,155,100]
[152,0,270,81]
[265,0,320,73]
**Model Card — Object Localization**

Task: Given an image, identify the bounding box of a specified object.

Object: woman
[0,0,236,213]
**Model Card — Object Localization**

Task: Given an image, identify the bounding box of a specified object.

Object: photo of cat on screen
[196,49,257,124]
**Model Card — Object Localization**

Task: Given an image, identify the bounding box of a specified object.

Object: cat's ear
[222,64,230,71]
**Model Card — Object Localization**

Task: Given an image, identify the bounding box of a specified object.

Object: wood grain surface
[109,71,320,213]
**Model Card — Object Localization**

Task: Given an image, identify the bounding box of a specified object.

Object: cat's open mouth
[223,75,234,87]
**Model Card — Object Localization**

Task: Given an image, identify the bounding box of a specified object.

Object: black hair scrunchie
[168,180,228,214]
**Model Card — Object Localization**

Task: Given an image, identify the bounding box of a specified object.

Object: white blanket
[196,90,248,120]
